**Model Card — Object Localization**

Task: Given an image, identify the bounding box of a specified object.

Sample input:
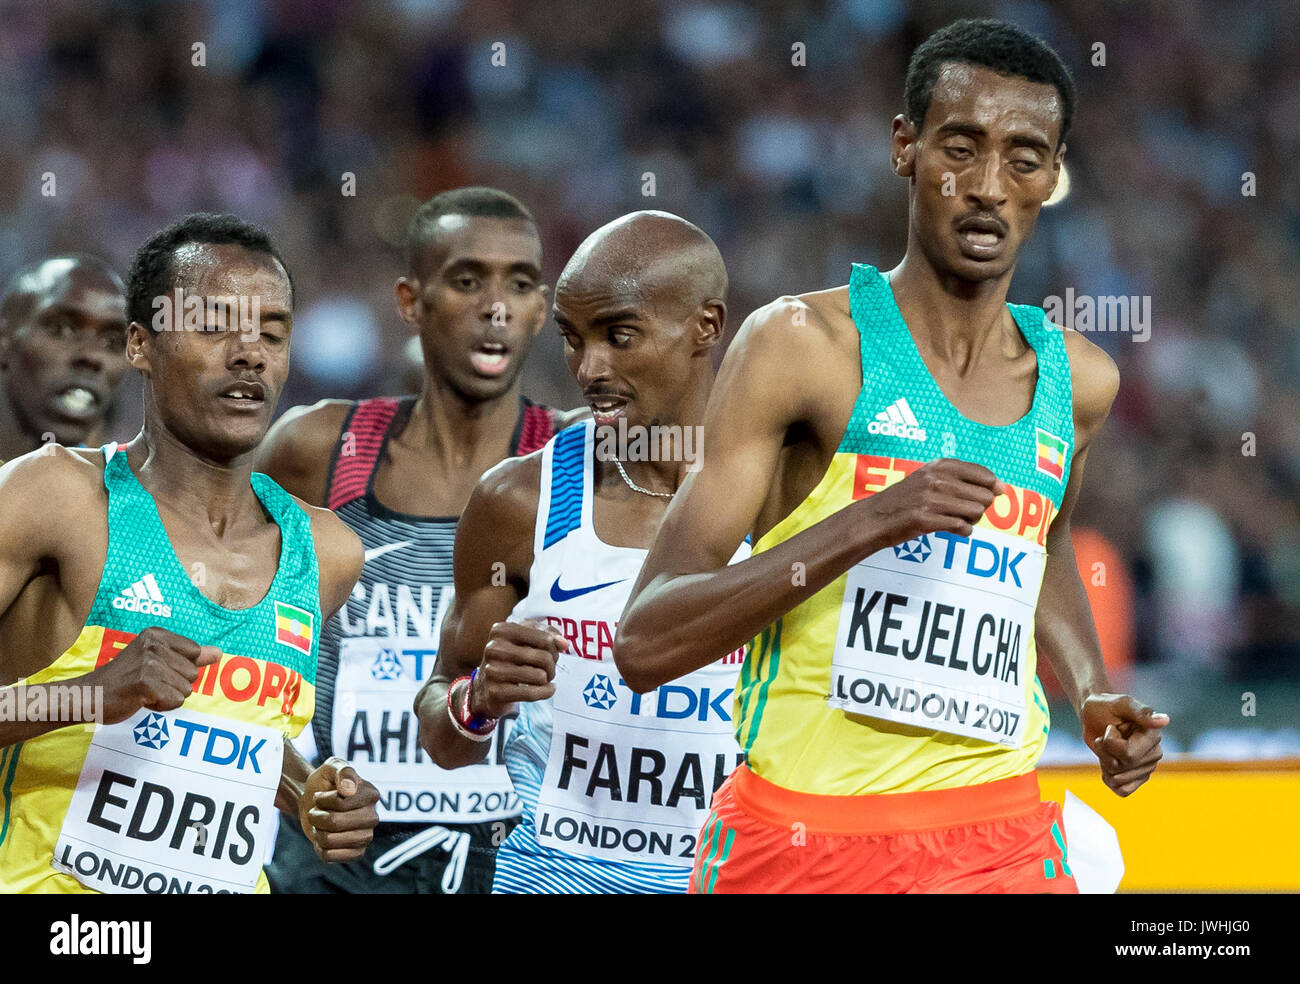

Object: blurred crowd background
[3,0,1297,757]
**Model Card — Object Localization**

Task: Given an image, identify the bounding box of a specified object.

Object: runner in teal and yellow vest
[618,18,1170,894]
[0,212,377,893]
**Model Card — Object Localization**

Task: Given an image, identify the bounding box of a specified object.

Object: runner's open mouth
[470,341,511,376]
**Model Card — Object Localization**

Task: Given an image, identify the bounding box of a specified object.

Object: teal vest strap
[89,446,321,684]
[841,264,1075,506]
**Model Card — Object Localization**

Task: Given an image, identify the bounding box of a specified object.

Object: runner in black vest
[257,187,581,893]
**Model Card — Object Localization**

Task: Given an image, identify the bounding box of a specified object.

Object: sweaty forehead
[6,259,125,328]
[555,260,682,320]
[555,278,648,317]
[171,243,291,304]
[927,62,1061,140]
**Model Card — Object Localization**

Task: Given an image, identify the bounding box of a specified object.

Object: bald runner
[418,211,748,894]
[0,256,127,465]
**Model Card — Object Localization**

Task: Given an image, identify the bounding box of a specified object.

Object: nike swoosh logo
[549,576,628,603]
[363,540,415,564]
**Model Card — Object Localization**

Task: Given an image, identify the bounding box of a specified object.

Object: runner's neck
[125,425,263,536]
[402,374,526,468]
[592,375,713,499]
[887,251,1020,374]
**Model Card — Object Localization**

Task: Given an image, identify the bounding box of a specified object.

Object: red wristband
[447,674,497,741]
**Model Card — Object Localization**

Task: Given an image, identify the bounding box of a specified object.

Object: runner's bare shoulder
[470,450,544,527]
[460,451,545,572]
[1059,328,1120,445]
[0,445,109,562]
[725,287,859,424]
[256,398,355,503]
[288,493,364,617]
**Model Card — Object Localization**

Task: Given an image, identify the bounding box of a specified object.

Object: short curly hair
[406,186,537,279]
[126,212,292,330]
[905,18,1075,146]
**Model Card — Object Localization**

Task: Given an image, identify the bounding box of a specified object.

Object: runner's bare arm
[617,300,1002,691]
[0,450,114,746]
[273,505,378,856]
[274,505,351,819]
[276,743,314,818]
[1035,443,1109,711]
[255,400,354,506]
[304,503,365,626]
[1035,332,1168,796]
[416,454,554,769]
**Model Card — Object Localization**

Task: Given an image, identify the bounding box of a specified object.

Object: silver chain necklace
[612,457,675,499]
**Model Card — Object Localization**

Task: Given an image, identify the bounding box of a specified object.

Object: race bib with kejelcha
[332,636,519,823]
[535,657,744,868]
[827,525,1046,748]
[53,707,282,894]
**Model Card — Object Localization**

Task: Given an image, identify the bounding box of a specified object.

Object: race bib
[535,658,744,868]
[54,707,281,894]
[333,636,519,823]
[827,528,1045,747]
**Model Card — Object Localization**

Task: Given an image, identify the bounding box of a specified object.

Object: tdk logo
[583,674,618,710]
[932,531,1028,587]
[893,535,932,563]
[628,684,733,723]
[151,717,270,773]
[132,712,170,750]
[370,649,403,681]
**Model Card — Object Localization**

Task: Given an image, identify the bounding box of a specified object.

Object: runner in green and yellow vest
[618,18,1170,893]
[0,213,377,893]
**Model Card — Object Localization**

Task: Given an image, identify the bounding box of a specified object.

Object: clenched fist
[82,626,220,725]
[299,757,380,862]
[863,458,1005,545]
[468,618,569,720]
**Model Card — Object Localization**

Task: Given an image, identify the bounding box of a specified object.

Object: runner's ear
[395,278,420,330]
[693,300,725,351]
[125,321,151,372]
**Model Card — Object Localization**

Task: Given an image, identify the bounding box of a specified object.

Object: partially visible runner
[0,213,378,893]
[258,187,580,893]
[418,211,748,894]
[618,19,1168,894]
[0,256,128,465]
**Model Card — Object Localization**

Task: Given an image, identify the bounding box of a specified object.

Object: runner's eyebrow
[443,257,542,280]
[936,121,986,139]
[554,309,642,331]
[34,302,97,322]
[589,309,642,327]
[936,121,1051,153]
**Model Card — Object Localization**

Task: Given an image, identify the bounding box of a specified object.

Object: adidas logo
[867,397,927,442]
[112,573,173,618]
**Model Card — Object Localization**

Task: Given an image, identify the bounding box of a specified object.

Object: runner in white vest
[417,211,746,893]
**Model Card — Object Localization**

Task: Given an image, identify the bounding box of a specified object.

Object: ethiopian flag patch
[1035,427,1069,481]
[274,601,314,656]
